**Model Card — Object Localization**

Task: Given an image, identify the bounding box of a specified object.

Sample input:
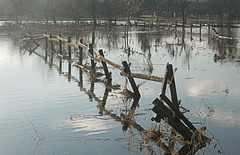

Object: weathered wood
[68,61,71,81]
[74,63,91,73]
[152,98,193,141]
[160,93,196,132]
[79,39,83,65]
[89,44,95,72]
[190,23,193,40]
[79,39,83,85]
[50,34,54,52]
[208,24,211,35]
[24,33,40,47]
[68,37,71,60]
[200,23,202,41]
[99,49,111,84]
[161,63,169,94]
[96,54,123,70]
[44,33,48,61]
[59,34,62,55]
[122,61,141,99]
[120,72,165,83]
[167,64,179,109]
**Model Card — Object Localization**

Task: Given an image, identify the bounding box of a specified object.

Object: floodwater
[0,24,240,155]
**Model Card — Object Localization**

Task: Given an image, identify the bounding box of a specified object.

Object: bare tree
[63,0,89,25]
[41,0,61,25]
[104,0,124,25]
[11,0,27,24]
[176,0,189,25]
[91,0,97,27]
[207,0,230,25]
[123,0,145,25]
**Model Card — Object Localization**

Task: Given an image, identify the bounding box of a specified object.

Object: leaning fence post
[122,61,141,99]
[99,49,111,84]
[161,63,169,94]
[89,44,95,72]
[167,64,179,109]
[68,37,71,60]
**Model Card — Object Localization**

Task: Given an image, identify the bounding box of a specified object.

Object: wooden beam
[160,93,196,132]
[152,98,193,141]
[120,72,165,83]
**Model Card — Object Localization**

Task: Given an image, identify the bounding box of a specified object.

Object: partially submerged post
[59,34,62,55]
[45,32,48,61]
[190,23,193,40]
[50,34,54,52]
[89,44,95,72]
[200,23,202,41]
[152,63,197,141]
[122,61,141,100]
[79,39,83,85]
[99,49,111,84]
[68,37,71,60]
[50,34,54,66]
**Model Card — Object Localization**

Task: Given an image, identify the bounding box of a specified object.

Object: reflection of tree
[209,28,238,62]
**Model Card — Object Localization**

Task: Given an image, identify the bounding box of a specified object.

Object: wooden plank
[120,72,164,83]
[152,98,193,141]
[95,54,123,70]
[167,64,179,108]
[160,93,196,132]
[161,63,169,94]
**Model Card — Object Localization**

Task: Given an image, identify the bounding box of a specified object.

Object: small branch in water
[15,102,45,141]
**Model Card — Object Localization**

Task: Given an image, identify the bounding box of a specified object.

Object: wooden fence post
[59,34,62,55]
[49,34,54,65]
[161,63,169,94]
[99,49,111,84]
[122,61,141,99]
[68,37,71,60]
[160,93,196,132]
[45,32,48,61]
[50,34,54,52]
[68,61,71,81]
[79,39,83,65]
[208,24,210,35]
[190,23,193,40]
[152,98,193,141]
[167,64,179,109]
[79,39,83,85]
[200,23,202,41]
[89,44,95,72]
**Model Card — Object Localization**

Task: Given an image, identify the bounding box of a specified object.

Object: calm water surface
[0,26,240,155]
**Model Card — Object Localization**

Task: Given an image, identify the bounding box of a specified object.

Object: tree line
[0,0,239,26]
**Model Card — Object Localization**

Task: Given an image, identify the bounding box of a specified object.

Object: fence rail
[20,31,211,154]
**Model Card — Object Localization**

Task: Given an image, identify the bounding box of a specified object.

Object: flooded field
[0,25,240,154]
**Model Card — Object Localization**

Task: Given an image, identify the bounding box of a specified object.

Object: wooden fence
[21,32,211,154]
